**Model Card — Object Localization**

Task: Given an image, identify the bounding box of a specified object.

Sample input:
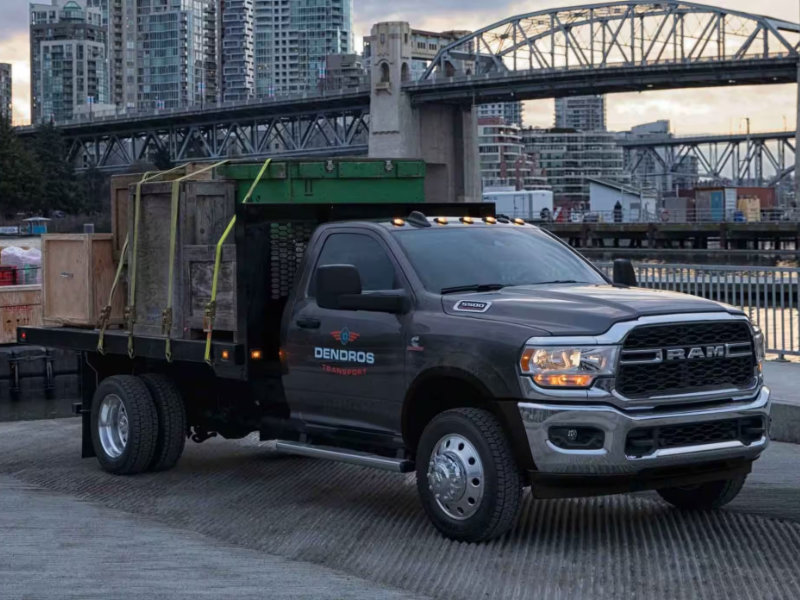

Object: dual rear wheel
[91,374,187,475]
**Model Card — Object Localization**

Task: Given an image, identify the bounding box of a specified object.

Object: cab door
[283,230,409,434]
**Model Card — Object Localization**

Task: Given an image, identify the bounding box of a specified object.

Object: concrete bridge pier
[368,22,480,203]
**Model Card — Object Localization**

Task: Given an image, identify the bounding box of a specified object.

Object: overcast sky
[1,0,799,133]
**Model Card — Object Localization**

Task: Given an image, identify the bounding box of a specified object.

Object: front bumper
[518,386,770,475]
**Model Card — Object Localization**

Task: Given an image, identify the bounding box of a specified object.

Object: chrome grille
[616,321,756,399]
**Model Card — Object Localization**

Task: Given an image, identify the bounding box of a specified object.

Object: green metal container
[219,159,426,204]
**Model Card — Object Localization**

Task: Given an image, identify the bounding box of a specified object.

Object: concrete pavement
[1,419,799,600]
[764,361,800,443]
[0,475,427,600]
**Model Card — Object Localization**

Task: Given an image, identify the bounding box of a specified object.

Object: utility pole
[795,0,800,207]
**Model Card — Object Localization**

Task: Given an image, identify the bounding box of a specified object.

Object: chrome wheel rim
[98,394,129,459]
[427,434,485,520]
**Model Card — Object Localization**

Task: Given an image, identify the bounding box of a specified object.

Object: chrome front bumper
[518,386,770,475]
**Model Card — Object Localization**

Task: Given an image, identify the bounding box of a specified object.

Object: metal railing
[567,208,791,224]
[595,262,800,358]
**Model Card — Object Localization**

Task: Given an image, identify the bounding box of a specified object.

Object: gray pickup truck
[22,206,770,543]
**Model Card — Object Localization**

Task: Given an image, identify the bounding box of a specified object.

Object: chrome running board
[275,440,414,473]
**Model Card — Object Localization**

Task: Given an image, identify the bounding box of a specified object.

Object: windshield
[393,226,606,293]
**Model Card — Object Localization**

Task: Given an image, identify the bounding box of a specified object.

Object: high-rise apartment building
[478,102,524,127]
[478,117,543,190]
[323,53,366,91]
[0,64,11,123]
[135,0,217,111]
[30,0,109,123]
[522,127,627,206]
[555,95,606,131]
[254,0,353,95]
[219,0,255,102]
[106,0,137,111]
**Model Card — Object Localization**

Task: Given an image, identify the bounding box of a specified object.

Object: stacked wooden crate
[0,285,42,344]
[126,179,238,340]
[41,234,125,328]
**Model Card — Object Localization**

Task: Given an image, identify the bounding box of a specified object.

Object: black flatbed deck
[18,327,251,378]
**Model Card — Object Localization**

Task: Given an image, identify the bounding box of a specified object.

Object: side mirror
[316,264,361,310]
[316,265,409,314]
[613,259,637,287]
[339,290,409,314]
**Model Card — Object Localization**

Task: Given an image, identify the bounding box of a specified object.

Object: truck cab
[277,212,769,541]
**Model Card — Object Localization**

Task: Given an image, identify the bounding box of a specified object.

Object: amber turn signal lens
[221,350,230,361]
[520,348,535,373]
[533,374,594,388]
[250,349,263,360]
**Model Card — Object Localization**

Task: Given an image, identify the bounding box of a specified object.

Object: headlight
[520,346,619,388]
[752,325,766,369]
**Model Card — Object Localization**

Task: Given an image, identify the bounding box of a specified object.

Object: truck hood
[441,284,741,336]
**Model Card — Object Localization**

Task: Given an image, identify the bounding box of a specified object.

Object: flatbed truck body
[21,201,770,542]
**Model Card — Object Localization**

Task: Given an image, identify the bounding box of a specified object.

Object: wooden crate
[183,245,237,335]
[0,285,42,343]
[110,174,144,260]
[127,180,236,338]
[111,165,216,260]
[42,234,125,328]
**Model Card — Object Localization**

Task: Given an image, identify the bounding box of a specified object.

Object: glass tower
[0,64,11,123]
[254,0,353,95]
[30,0,109,123]
[135,0,217,110]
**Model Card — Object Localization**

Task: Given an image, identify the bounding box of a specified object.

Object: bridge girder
[65,109,370,172]
[422,1,800,81]
[621,131,796,187]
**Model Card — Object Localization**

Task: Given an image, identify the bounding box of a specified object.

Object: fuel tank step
[275,440,414,473]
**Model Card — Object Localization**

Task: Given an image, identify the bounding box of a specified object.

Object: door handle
[296,317,321,330]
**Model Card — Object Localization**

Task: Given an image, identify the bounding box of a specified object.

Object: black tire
[416,407,522,543]
[140,373,187,472]
[657,475,747,510]
[91,375,158,475]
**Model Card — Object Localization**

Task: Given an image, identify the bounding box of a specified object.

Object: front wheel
[416,408,522,543]
[657,475,747,510]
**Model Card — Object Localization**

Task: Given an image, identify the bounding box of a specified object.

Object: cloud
[0,31,30,124]
[0,2,28,41]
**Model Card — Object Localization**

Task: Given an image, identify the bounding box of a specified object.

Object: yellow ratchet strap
[204,158,272,365]
[127,164,187,358]
[163,160,230,363]
[97,233,129,355]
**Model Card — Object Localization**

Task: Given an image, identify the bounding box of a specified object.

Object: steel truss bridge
[620,131,797,187]
[16,93,371,171]
[414,1,800,102]
[15,1,800,170]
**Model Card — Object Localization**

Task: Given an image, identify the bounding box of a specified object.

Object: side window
[311,233,398,296]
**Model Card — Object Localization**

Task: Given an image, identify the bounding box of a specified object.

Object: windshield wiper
[531,280,583,285]
[441,284,506,295]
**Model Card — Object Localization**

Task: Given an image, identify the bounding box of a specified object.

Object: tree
[0,118,41,218]
[78,164,108,214]
[153,145,174,171]
[27,123,80,215]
